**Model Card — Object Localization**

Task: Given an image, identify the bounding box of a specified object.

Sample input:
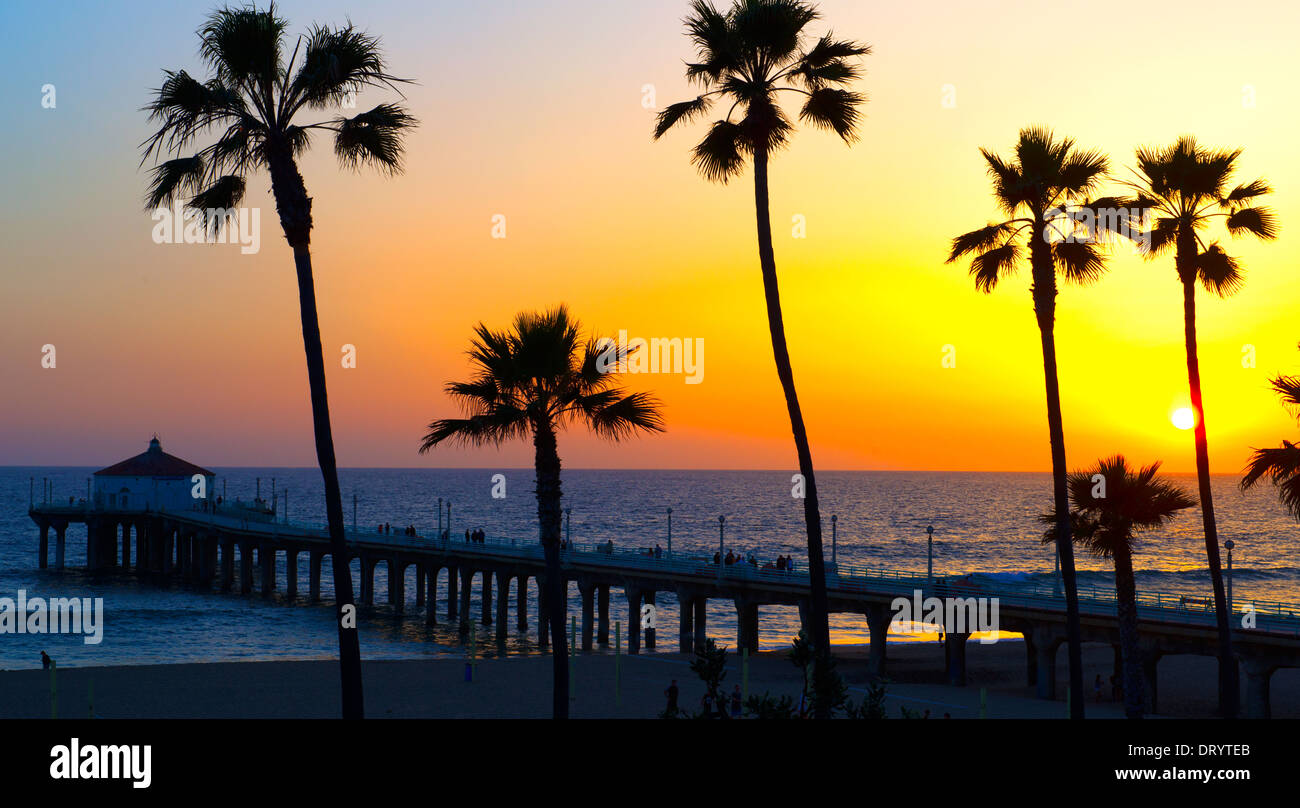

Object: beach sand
[1,640,1291,718]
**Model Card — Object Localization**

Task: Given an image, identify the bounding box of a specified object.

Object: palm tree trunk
[1030,244,1084,719]
[1179,273,1237,718]
[533,421,569,719]
[752,149,832,716]
[1113,548,1145,719]
[269,147,364,719]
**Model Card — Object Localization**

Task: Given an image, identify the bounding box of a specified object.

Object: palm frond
[947,222,1015,262]
[798,86,864,142]
[188,175,247,234]
[197,5,287,92]
[654,96,714,140]
[144,156,206,209]
[968,243,1020,293]
[1225,206,1278,240]
[333,103,417,173]
[1241,441,1300,520]
[1197,244,1244,297]
[1053,241,1107,286]
[691,119,747,182]
[287,22,410,114]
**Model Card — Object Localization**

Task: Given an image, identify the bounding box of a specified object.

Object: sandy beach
[2,640,1290,719]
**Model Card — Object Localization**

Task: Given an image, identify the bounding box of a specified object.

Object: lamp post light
[926,525,934,583]
[1225,539,1236,617]
[666,507,673,558]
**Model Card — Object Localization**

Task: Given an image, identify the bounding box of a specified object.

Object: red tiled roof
[94,438,214,478]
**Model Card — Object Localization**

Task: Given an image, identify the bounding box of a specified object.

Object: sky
[1,0,1299,472]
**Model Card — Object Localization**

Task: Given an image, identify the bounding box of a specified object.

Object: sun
[1172,407,1195,430]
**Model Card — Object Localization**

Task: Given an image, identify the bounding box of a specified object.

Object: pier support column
[221,542,235,591]
[425,565,438,626]
[1022,631,1037,688]
[945,632,971,687]
[136,523,146,572]
[285,550,298,599]
[447,566,459,620]
[1242,656,1276,719]
[361,556,376,606]
[693,597,708,652]
[240,543,253,594]
[643,590,656,650]
[735,598,759,655]
[181,533,193,579]
[458,568,473,635]
[678,594,694,653]
[537,582,549,651]
[162,531,173,576]
[579,582,595,652]
[55,524,67,571]
[865,603,891,677]
[260,545,275,597]
[597,586,609,646]
[516,575,528,631]
[481,570,492,626]
[415,566,425,607]
[1142,652,1161,715]
[122,525,132,569]
[38,522,49,569]
[496,572,510,642]
[1032,626,1061,700]
[391,560,406,612]
[626,588,642,654]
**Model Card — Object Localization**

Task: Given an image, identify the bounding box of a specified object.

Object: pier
[28,498,1300,718]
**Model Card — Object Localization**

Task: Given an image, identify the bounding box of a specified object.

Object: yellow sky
[3,0,1299,471]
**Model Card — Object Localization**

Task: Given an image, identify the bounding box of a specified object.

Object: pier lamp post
[565,508,572,547]
[926,525,934,583]
[438,497,443,534]
[1224,539,1235,617]
[831,515,838,565]
[667,507,673,558]
[718,515,726,571]
[446,501,452,542]
[284,489,289,523]
[352,494,357,532]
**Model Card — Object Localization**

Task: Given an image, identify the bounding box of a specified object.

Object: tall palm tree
[140,4,416,719]
[651,0,870,710]
[947,126,1122,718]
[1042,456,1195,718]
[419,306,664,719]
[1124,137,1278,718]
[1242,356,1300,518]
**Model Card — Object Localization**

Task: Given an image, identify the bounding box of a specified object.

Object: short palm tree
[140,4,417,719]
[419,306,664,719]
[947,126,1123,719]
[651,0,870,712]
[1124,137,1278,718]
[1043,456,1195,719]
[1242,358,1300,518]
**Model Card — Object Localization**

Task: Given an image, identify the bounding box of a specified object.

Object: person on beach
[701,690,714,718]
[665,679,679,715]
[41,651,52,669]
[730,685,742,718]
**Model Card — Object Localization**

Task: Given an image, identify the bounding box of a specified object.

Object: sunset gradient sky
[2,0,1298,472]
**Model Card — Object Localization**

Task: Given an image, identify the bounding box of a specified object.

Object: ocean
[2,467,1297,670]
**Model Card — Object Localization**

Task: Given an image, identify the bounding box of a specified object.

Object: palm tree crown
[419,306,665,451]
[141,4,416,235]
[1045,456,1196,558]
[1125,136,1278,292]
[947,126,1120,295]
[1242,365,1300,519]
[652,0,870,180]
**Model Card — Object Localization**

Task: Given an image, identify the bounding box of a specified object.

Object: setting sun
[1173,407,1196,430]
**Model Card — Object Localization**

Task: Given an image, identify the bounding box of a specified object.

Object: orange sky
[3,0,1299,472]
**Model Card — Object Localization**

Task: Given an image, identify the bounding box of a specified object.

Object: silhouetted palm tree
[652,0,869,711]
[140,4,416,719]
[419,306,664,719]
[1043,456,1195,719]
[947,126,1123,719]
[1242,357,1300,519]
[1123,137,1278,718]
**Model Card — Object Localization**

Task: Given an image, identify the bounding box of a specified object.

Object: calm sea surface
[2,467,1297,669]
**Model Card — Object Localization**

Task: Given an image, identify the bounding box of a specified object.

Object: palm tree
[651,0,870,710]
[1123,137,1278,718]
[419,306,664,719]
[947,126,1123,718]
[1042,456,1195,718]
[1242,357,1300,519]
[140,4,417,719]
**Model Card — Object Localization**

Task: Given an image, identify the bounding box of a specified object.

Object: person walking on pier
[41,651,53,670]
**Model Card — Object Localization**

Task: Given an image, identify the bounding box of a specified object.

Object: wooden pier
[28,500,1300,718]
